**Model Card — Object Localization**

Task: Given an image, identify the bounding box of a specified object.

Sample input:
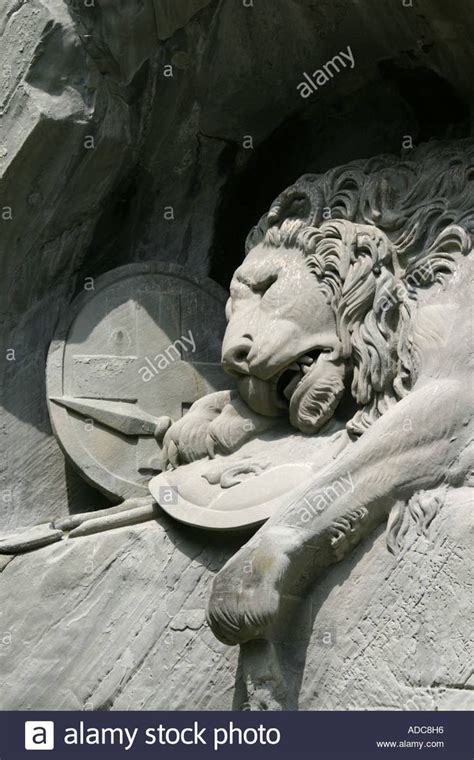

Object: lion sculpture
[161,140,473,646]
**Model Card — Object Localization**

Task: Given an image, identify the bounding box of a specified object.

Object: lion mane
[246,140,473,435]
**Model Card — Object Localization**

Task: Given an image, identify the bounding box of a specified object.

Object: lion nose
[222,335,253,375]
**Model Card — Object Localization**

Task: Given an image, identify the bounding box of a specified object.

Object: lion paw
[161,391,276,470]
[206,397,277,458]
[161,390,235,469]
[206,528,301,645]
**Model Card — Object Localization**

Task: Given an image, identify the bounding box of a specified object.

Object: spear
[50,396,171,440]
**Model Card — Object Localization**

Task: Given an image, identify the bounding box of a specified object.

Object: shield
[149,421,346,531]
[47,263,230,500]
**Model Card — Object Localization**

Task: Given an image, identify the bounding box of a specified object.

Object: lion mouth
[273,347,346,434]
[236,347,344,430]
[273,350,323,406]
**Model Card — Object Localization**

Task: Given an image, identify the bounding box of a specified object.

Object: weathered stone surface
[0,0,136,529]
[297,487,474,710]
[1,0,473,532]
[0,488,471,710]
[0,0,473,715]
[0,515,240,710]
[153,0,213,40]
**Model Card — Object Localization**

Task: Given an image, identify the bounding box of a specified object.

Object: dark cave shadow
[209,67,470,289]
[64,459,107,515]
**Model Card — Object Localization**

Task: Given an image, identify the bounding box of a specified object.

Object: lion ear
[245,213,268,253]
[246,188,314,254]
[267,189,312,226]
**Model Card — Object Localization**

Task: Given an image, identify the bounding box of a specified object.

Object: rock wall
[0,0,472,710]
[1,486,471,710]
[1,0,473,530]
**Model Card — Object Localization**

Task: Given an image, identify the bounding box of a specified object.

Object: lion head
[221,141,473,437]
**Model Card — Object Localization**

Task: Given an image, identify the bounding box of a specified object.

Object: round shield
[47,263,230,501]
[149,421,346,531]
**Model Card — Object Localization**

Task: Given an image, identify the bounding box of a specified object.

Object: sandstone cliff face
[0,1,472,710]
[1,0,473,530]
[0,487,471,710]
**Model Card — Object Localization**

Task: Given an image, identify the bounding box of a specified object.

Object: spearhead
[50,396,171,440]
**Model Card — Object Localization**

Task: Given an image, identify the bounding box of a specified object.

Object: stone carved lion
[162,141,473,645]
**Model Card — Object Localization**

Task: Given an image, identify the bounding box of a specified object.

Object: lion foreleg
[207,379,470,644]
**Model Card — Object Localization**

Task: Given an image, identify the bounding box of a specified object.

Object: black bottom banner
[1,710,472,759]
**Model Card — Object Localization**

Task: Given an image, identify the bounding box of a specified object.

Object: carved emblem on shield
[46,263,230,501]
